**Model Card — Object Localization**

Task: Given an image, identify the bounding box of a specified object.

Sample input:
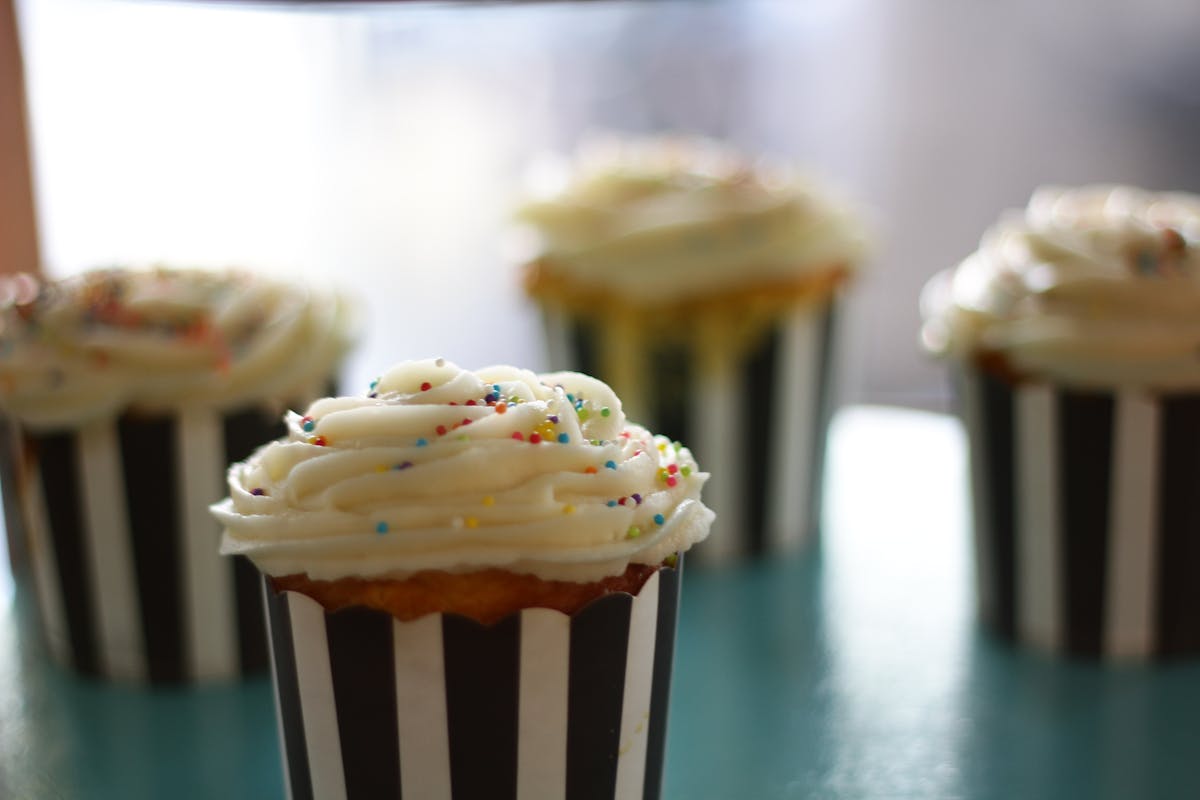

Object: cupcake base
[957,364,1200,659]
[264,560,682,800]
[547,301,837,566]
[23,404,283,682]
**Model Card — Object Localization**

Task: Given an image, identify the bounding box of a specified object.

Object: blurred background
[11,0,1200,409]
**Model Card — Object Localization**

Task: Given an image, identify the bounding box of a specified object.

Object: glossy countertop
[2,405,1198,799]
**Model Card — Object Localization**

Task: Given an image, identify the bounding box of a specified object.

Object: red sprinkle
[461,418,472,426]
[618,497,628,506]
[512,432,524,441]
[667,464,679,475]
[666,476,678,487]
[466,399,477,406]
[420,382,432,391]
[436,425,447,436]
[312,436,327,447]
[529,433,542,444]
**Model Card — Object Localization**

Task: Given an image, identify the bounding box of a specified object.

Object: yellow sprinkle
[466,517,479,529]
[375,465,389,473]
[563,504,575,515]
[482,496,495,506]
[657,442,667,452]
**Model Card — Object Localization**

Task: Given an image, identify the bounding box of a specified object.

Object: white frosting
[922,185,1200,388]
[519,137,866,300]
[0,267,353,428]
[214,359,714,583]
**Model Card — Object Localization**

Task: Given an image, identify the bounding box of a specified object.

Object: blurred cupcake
[922,185,1200,659]
[518,136,866,564]
[214,358,713,799]
[0,266,353,682]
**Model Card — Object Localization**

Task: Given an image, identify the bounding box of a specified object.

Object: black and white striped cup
[957,365,1200,659]
[264,561,682,800]
[21,405,286,682]
[543,302,838,567]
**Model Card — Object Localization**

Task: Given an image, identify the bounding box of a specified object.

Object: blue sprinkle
[605,460,617,470]
[369,378,378,389]
[493,384,501,394]
[416,438,428,447]
[607,500,617,508]
[557,433,569,444]
[654,513,665,526]
[302,419,315,433]
[375,521,388,534]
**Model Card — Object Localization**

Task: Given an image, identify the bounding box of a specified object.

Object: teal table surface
[2,406,1199,799]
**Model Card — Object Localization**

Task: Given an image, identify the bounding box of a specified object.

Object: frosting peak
[922,185,1200,388]
[0,267,353,428]
[214,359,714,582]
[519,136,866,301]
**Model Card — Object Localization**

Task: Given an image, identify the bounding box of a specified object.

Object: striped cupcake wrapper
[544,302,838,566]
[0,412,31,575]
[264,561,682,800]
[21,405,285,682]
[957,365,1200,659]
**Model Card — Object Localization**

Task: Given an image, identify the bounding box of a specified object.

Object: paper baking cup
[21,405,284,682]
[544,303,837,566]
[0,412,31,574]
[957,365,1200,659]
[264,562,682,800]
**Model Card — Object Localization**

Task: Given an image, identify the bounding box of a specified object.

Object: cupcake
[213,358,713,799]
[922,185,1200,659]
[0,266,353,682]
[518,136,865,564]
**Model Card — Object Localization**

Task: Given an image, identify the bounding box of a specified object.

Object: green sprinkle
[577,407,590,421]
[681,465,692,477]
[600,407,611,417]
[665,554,679,568]
[626,525,642,539]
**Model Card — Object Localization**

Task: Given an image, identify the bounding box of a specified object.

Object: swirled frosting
[922,185,1200,388]
[214,359,714,583]
[518,137,866,301]
[0,267,353,429]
